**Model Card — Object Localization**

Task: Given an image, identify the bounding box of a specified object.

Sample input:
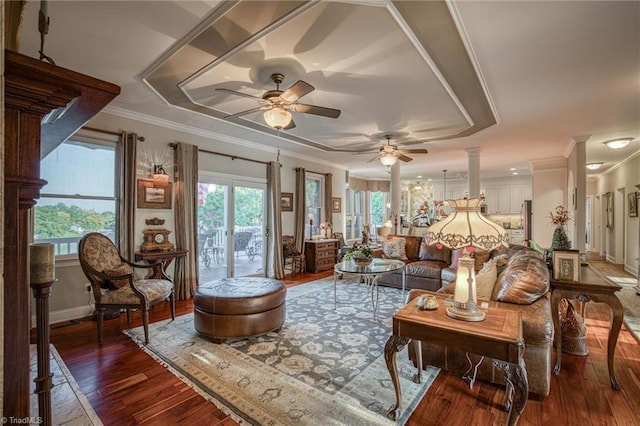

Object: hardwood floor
[48,263,639,425]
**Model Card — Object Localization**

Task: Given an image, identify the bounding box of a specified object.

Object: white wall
[530,158,568,248]
[45,111,347,323]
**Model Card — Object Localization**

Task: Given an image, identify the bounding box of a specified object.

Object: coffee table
[385,293,527,425]
[333,258,406,318]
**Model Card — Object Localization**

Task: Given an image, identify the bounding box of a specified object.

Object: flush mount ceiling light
[263,107,292,129]
[604,138,633,149]
[586,162,604,170]
[414,182,422,190]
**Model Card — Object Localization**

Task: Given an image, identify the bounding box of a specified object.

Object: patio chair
[78,232,175,344]
[234,231,254,259]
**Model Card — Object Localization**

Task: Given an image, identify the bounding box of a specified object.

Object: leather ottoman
[194,277,286,343]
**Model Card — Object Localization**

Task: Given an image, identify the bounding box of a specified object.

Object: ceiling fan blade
[397,154,413,163]
[292,103,341,118]
[280,80,314,103]
[215,88,267,102]
[283,118,296,130]
[224,106,269,119]
[404,148,428,154]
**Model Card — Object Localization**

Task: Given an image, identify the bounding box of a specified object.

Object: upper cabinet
[485,184,531,214]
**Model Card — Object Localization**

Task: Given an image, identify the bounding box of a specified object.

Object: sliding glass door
[198,177,265,281]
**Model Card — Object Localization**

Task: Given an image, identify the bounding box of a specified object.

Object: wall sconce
[152,164,170,188]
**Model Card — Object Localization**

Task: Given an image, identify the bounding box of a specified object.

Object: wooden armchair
[78,232,175,344]
[283,235,305,276]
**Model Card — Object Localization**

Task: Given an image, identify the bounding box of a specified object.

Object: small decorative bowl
[353,257,373,267]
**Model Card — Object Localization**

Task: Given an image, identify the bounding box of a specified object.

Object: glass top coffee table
[333,258,406,319]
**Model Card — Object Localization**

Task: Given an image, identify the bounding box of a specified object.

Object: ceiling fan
[364,135,428,166]
[215,73,341,130]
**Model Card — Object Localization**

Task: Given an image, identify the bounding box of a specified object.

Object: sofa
[407,245,553,399]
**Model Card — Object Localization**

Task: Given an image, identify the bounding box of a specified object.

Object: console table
[550,265,623,390]
[135,250,188,279]
[304,239,338,273]
[385,293,527,425]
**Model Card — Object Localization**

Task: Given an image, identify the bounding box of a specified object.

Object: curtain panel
[173,142,199,300]
[266,161,285,279]
[324,173,333,226]
[294,168,306,253]
[118,131,137,261]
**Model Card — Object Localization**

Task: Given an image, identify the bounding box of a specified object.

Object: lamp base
[446,302,486,322]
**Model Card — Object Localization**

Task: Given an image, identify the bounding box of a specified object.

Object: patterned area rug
[125,278,439,425]
[606,275,640,343]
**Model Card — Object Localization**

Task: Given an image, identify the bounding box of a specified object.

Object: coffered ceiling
[19,0,640,181]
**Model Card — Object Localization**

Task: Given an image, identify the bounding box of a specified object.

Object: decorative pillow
[449,249,465,268]
[475,261,498,300]
[492,251,550,304]
[418,240,452,263]
[382,238,408,260]
[472,250,491,272]
[103,263,134,289]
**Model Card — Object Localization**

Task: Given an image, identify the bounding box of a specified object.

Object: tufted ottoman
[194,277,286,343]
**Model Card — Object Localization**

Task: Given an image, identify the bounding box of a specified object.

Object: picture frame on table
[281,192,293,212]
[137,179,172,209]
[332,197,342,213]
[628,191,638,217]
[553,249,581,282]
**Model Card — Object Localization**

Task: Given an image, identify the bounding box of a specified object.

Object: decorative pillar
[573,135,589,256]
[466,147,481,198]
[390,163,401,234]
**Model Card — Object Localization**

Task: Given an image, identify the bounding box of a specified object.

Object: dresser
[305,239,339,273]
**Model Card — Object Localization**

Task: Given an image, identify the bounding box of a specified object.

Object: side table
[135,250,188,279]
[550,265,623,390]
[385,293,527,425]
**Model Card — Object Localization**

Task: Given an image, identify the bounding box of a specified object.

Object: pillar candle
[30,243,55,284]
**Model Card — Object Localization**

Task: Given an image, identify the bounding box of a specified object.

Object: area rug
[125,278,439,425]
[606,275,640,343]
[30,345,103,425]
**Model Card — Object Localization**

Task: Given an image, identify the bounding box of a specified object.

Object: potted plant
[344,243,374,266]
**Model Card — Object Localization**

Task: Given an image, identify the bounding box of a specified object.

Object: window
[305,174,324,235]
[369,191,387,233]
[34,135,118,257]
[345,188,364,241]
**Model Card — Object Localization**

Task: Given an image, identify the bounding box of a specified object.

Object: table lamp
[425,198,508,321]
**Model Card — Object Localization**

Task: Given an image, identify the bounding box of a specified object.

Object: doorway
[197,177,265,280]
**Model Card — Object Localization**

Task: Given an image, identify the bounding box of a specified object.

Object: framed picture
[628,191,638,217]
[606,191,614,229]
[332,197,342,213]
[281,192,293,212]
[553,249,580,282]
[137,179,172,209]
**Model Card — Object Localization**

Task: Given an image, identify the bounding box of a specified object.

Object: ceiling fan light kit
[380,153,398,166]
[604,138,633,149]
[263,107,292,129]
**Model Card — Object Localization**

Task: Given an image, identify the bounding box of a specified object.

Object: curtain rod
[82,126,145,141]
[297,168,330,176]
[169,143,268,165]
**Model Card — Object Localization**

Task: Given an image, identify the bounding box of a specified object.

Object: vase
[353,258,372,267]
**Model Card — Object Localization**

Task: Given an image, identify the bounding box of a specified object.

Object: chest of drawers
[305,239,339,273]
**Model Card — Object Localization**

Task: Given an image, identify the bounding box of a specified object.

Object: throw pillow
[449,248,465,268]
[103,263,134,289]
[492,251,550,304]
[382,238,408,260]
[475,261,498,300]
[472,250,491,272]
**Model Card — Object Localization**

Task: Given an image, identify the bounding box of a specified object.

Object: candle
[30,243,55,284]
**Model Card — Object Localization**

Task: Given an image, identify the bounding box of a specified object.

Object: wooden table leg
[550,291,563,375]
[413,340,423,384]
[384,335,410,420]
[494,358,528,426]
[605,294,623,390]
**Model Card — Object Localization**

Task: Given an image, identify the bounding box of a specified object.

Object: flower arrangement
[549,205,571,227]
[413,199,446,226]
[343,243,374,263]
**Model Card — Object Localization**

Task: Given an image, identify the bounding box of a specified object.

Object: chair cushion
[103,263,134,289]
[101,279,173,305]
[382,238,408,260]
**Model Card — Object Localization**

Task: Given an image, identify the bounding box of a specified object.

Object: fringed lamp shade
[425,198,508,251]
[425,198,508,322]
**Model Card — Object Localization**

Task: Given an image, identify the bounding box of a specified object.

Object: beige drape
[324,173,333,226]
[173,142,199,299]
[117,131,137,261]
[348,177,390,192]
[294,168,306,253]
[267,161,285,279]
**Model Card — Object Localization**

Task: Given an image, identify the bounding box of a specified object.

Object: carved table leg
[550,291,563,375]
[494,358,528,426]
[605,294,624,390]
[384,335,410,420]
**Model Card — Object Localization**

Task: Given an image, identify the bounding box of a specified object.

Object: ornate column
[390,162,401,234]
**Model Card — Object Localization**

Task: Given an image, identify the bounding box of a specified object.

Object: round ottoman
[194,277,286,343]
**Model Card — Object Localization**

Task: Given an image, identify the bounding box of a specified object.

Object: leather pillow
[103,264,134,289]
[492,251,549,304]
[472,250,491,272]
[418,241,452,263]
[382,238,408,260]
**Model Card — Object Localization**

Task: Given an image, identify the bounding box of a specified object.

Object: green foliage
[34,203,114,238]
[370,192,385,225]
[198,185,264,233]
[551,225,571,250]
[343,244,373,260]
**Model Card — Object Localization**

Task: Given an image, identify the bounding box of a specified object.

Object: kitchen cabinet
[485,185,530,214]
[305,239,339,272]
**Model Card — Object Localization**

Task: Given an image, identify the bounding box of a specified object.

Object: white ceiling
[19,0,640,182]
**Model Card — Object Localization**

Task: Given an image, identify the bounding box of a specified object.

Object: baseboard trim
[31,305,95,326]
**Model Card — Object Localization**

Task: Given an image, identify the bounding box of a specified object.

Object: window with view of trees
[369,191,386,232]
[34,138,118,256]
[305,174,323,235]
[345,188,363,241]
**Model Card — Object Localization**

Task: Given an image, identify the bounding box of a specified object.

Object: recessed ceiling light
[604,138,633,149]
[427,178,432,182]
[586,162,604,170]
[509,167,516,171]
[417,175,422,178]
[512,172,519,175]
